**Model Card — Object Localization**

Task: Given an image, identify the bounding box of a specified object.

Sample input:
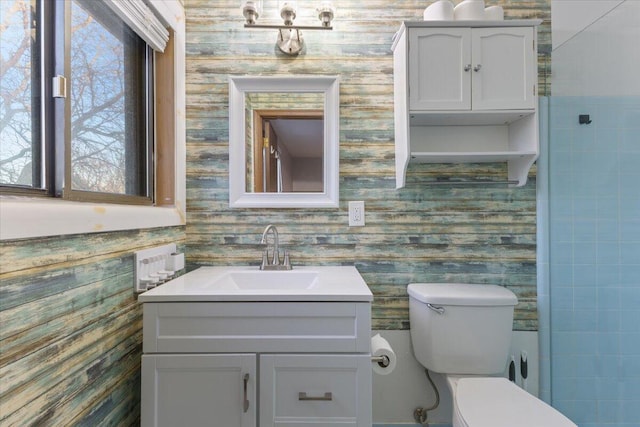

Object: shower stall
[539,1,640,425]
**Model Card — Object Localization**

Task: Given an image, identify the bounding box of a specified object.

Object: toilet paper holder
[371,355,390,368]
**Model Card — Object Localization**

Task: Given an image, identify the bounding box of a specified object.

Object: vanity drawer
[260,354,371,427]
[143,302,371,354]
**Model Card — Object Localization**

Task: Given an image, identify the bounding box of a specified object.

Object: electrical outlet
[348,201,365,226]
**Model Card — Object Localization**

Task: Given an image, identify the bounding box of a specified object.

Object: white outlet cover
[348,201,365,226]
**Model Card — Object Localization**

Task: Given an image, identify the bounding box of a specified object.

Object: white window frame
[0,0,186,240]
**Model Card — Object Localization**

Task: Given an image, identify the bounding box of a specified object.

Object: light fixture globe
[279,1,297,25]
[242,0,262,25]
[317,2,335,27]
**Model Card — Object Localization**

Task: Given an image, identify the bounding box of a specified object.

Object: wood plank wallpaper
[0,1,550,425]
[0,226,185,426]
[184,0,550,331]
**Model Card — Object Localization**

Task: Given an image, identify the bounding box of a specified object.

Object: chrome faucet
[260,224,292,270]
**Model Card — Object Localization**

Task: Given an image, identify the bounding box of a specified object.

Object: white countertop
[138,266,373,302]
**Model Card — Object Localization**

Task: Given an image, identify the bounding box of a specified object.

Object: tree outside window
[1,0,152,201]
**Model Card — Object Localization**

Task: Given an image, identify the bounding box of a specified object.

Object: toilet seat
[454,377,576,427]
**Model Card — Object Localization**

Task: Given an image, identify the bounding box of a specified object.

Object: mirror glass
[244,92,324,193]
[229,76,339,208]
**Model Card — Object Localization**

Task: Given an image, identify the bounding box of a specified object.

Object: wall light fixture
[241,1,336,55]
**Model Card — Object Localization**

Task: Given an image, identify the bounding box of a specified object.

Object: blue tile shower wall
[549,96,640,426]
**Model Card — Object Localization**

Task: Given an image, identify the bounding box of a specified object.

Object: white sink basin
[138,266,372,302]
[212,270,319,290]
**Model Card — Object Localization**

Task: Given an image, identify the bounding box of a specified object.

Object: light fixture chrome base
[245,23,331,30]
[277,28,304,55]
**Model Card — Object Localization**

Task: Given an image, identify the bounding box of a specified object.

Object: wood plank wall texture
[0,1,550,425]
[0,227,185,426]
[185,0,551,329]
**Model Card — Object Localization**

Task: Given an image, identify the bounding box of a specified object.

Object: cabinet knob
[473,64,482,72]
[464,64,472,72]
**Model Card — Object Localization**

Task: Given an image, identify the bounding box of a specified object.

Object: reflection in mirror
[229,76,339,208]
[246,99,323,193]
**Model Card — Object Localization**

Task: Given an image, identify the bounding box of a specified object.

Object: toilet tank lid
[407,283,517,306]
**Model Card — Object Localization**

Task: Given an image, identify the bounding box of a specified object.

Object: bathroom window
[0,0,167,205]
[66,0,152,202]
[0,0,42,191]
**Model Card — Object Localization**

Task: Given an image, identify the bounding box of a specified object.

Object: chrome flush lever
[427,303,445,315]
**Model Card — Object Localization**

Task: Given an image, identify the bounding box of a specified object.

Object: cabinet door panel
[141,354,256,427]
[260,354,371,427]
[409,28,471,111]
[472,27,535,110]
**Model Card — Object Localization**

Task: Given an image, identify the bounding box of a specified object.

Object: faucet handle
[283,251,292,270]
[260,250,269,270]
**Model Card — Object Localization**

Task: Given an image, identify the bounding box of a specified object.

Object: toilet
[408,283,576,427]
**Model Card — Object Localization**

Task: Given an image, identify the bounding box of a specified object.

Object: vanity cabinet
[393,20,542,188]
[140,301,372,427]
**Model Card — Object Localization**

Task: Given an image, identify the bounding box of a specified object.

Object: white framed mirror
[228,76,340,208]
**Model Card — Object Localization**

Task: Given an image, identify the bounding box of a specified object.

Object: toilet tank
[408,283,517,375]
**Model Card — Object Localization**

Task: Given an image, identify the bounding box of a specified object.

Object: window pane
[70,0,148,196]
[0,0,41,187]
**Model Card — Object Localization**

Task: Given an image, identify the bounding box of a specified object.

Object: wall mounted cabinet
[392,20,542,188]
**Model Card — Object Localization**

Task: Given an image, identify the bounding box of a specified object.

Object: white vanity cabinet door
[471,27,535,110]
[260,354,372,427]
[409,28,471,111]
[141,354,256,427]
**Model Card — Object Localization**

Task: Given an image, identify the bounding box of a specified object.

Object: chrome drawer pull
[243,373,250,412]
[298,392,333,401]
